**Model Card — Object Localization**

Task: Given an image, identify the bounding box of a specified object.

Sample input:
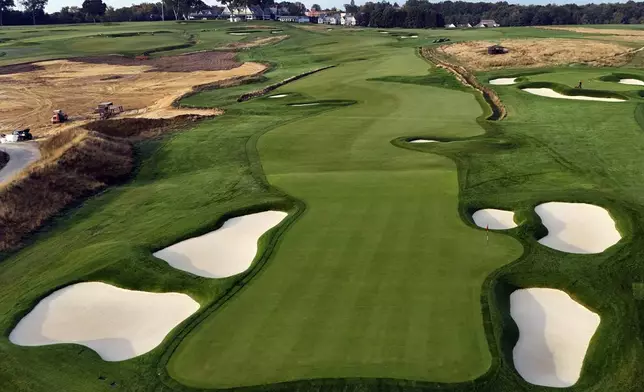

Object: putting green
[168,51,522,388]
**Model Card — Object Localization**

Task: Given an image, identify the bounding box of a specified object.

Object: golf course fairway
[167,50,523,388]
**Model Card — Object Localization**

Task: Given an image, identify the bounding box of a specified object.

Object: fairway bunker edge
[522,88,626,102]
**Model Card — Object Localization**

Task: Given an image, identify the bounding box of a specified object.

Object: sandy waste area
[439,39,630,70]
[472,209,517,230]
[535,202,621,254]
[522,88,626,102]
[154,211,288,278]
[511,288,600,387]
[489,78,517,85]
[9,282,199,361]
[0,54,266,136]
[619,78,644,86]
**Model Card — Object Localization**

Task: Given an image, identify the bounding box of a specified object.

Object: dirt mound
[0,129,133,250]
[85,116,203,139]
[69,51,240,73]
[0,63,43,75]
[439,38,630,70]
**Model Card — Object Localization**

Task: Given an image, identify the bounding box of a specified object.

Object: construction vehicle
[94,102,124,120]
[51,109,68,124]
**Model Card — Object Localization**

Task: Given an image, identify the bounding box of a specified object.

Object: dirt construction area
[0,52,267,136]
[438,38,632,70]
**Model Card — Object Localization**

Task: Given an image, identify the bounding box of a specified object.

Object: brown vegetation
[69,51,240,72]
[0,57,266,136]
[539,26,644,42]
[85,116,204,139]
[0,128,133,250]
[438,38,631,70]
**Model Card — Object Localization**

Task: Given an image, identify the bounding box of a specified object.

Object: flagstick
[486,224,489,246]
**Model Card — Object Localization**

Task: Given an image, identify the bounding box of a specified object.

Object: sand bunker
[511,288,600,387]
[619,78,644,86]
[228,32,249,35]
[522,88,626,102]
[535,202,621,254]
[472,209,517,230]
[489,78,517,85]
[291,103,320,107]
[0,55,266,136]
[409,139,438,143]
[9,282,199,361]
[154,211,288,278]
[268,94,289,98]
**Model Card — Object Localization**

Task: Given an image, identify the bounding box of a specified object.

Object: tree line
[2,0,644,26]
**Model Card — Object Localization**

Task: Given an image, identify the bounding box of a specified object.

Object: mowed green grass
[168,49,522,387]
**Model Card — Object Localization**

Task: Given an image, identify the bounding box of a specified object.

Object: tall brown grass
[0,128,133,250]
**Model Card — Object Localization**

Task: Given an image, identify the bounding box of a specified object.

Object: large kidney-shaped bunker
[154,210,288,278]
[535,202,621,254]
[511,288,600,388]
[10,282,199,361]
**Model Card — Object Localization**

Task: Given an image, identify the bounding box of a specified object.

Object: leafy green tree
[0,0,15,26]
[82,0,106,22]
[19,0,46,24]
[311,3,320,11]
[344,0,358,13]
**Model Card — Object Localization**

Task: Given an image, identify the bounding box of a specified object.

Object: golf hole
[489,78,517,85]
[9,282,199,362]
[535,202,621,254]
[472,209,517,230]
[619,78,644,86]
[511,288,600,388]
[154,210,288,278]
[522,88,626,102]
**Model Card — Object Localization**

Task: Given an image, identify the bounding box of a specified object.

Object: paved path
[0,142,41,184]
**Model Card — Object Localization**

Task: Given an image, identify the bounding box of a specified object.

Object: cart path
[0,142,40,184]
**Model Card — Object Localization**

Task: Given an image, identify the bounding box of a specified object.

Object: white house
[445,23,456,28]
[340,12,356,26]
[476,19,500,27]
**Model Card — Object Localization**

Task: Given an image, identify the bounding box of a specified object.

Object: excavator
[51,109,68,124]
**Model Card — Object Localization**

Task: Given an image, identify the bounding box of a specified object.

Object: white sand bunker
[536,202,621,254]
[619,78,644,86]
[268,94,288,98]
[489,77,517,85]
[472,209,517,230]
[511,288,600,387]
[154,210,287,278]
[291,103,320,107]
[9,282,199,362]
[228,32,249,36]
[522,88,625,102]
[409,139,438,143]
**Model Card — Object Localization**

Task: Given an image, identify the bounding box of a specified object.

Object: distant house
[457,23,472,28]
[263,7,278,20]
[249,5,265,20]
[277,15,299,22]
[445,23,456,28]
[341,12,356,26]
[476,19,500,28]
[321,14,341,25]
[188,6,223,20]
[297,16,310,23]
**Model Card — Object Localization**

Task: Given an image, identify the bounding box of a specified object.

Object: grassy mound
[0,129,132,250]
[599,72,644,83]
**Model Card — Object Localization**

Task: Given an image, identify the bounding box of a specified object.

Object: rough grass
[440,38,631,70]
[0,129,133,250]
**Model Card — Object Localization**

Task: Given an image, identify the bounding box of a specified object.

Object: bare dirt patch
[0,56,266,136]
[223,35,288,49]
[438,38,631,70]
[0,63,44,75]
[68,51,240,72]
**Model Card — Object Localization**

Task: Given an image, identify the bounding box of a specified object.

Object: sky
[43,0,632,15]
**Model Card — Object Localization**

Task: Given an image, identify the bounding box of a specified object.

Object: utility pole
[161,0,165,21]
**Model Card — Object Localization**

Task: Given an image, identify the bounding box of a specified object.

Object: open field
[0,20,643,392]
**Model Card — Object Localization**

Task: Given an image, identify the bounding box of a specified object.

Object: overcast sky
[43,0,632,15]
